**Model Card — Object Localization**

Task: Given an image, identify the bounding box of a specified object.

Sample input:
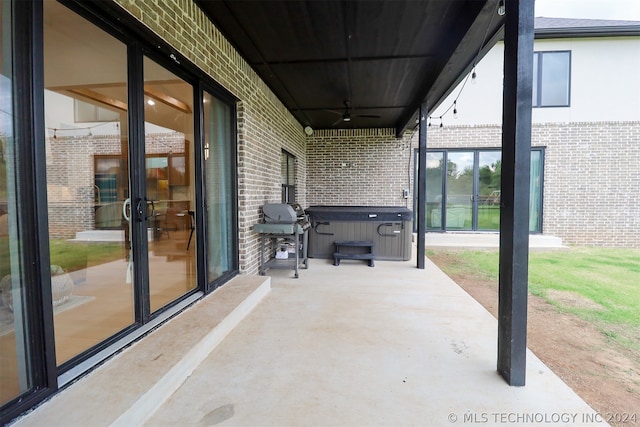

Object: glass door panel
[143,57,196,313]
[43,0,134,365]
[426,152,444,230]
[203,92,234,282]
[529,150,542,232]
[477,151,501,230]
[446,152,473,230]
[1,0,33,404]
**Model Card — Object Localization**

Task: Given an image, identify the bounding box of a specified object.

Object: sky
[535,0,640,21]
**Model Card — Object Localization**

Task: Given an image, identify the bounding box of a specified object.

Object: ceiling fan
[329,100,381,126]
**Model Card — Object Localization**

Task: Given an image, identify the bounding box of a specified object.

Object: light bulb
[498,0,505,16]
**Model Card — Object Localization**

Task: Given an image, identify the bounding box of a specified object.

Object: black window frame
[532,50,571,108]
[414,147,545,234]
[281,149,296,203]
[1,1,58,422]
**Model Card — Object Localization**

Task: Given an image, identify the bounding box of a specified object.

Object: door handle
[123,198,131,222]
[135,198,145,222]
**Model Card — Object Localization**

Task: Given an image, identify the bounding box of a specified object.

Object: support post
[497,0,534,386]
[416,102,428,269]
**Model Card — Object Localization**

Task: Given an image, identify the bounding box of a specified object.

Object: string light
[47,121,119,138]
[426,0,499,128]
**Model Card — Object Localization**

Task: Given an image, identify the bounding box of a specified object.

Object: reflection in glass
[540,52,570,106]
[446,152,474,230]
[425,152,444,230]
[530,150,542,232]
[0,0,33,405]
[204,93,234,282]
[143,57,197,312]
[44,0,134,365]
[478,151,501,230]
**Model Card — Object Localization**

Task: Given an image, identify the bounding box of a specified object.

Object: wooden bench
[333,240,375,267]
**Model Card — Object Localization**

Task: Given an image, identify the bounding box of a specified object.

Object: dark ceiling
[197,0,504,136]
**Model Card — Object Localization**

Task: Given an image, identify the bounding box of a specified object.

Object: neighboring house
[423,17,640,248]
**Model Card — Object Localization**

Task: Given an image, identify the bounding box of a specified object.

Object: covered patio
[12,245,603,426]
[2,0,544,422]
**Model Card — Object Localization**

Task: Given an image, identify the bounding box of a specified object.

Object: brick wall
[306,129,415,207]
[418,122,640,248]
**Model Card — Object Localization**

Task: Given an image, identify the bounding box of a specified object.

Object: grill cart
[253,203,310,278]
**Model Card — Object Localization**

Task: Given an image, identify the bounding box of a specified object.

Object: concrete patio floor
[12,239,604,427]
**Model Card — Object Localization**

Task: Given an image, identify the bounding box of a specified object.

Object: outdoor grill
[253,203,310,278]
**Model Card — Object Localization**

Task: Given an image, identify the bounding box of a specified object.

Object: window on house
[533,51,571,107]
[281,150,295,203]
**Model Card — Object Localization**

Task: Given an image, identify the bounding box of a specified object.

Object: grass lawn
[49,239,125,272]
[428,246,640,351]
[1,238,125,278]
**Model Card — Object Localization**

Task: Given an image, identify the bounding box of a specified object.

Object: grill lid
[263,203,298,223]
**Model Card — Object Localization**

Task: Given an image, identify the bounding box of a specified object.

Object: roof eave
[535,26,640,39]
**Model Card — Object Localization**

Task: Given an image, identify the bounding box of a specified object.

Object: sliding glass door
[446,152,474,230]
[477,151,502,230]
[143,57,197,313]
[420,148,543,233]
[42,2,200,366]
[43,0,134,365]
[203,92,235,283]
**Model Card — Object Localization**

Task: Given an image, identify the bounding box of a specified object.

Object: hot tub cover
[305,206,412,222]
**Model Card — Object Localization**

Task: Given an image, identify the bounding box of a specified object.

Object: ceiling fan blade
[325,109,344,116]
[331,116,345,126]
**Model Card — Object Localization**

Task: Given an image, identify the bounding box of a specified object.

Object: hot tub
[305,205,413,261]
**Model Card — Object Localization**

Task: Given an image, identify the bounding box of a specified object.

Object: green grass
[1,237,124,277]
[49,239,124,272]
[428,247,640,350]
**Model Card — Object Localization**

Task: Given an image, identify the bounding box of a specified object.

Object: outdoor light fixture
[498,0,506,16]
[453,101,458,119]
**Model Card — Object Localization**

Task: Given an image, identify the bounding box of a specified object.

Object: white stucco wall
[430,36,640,125]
